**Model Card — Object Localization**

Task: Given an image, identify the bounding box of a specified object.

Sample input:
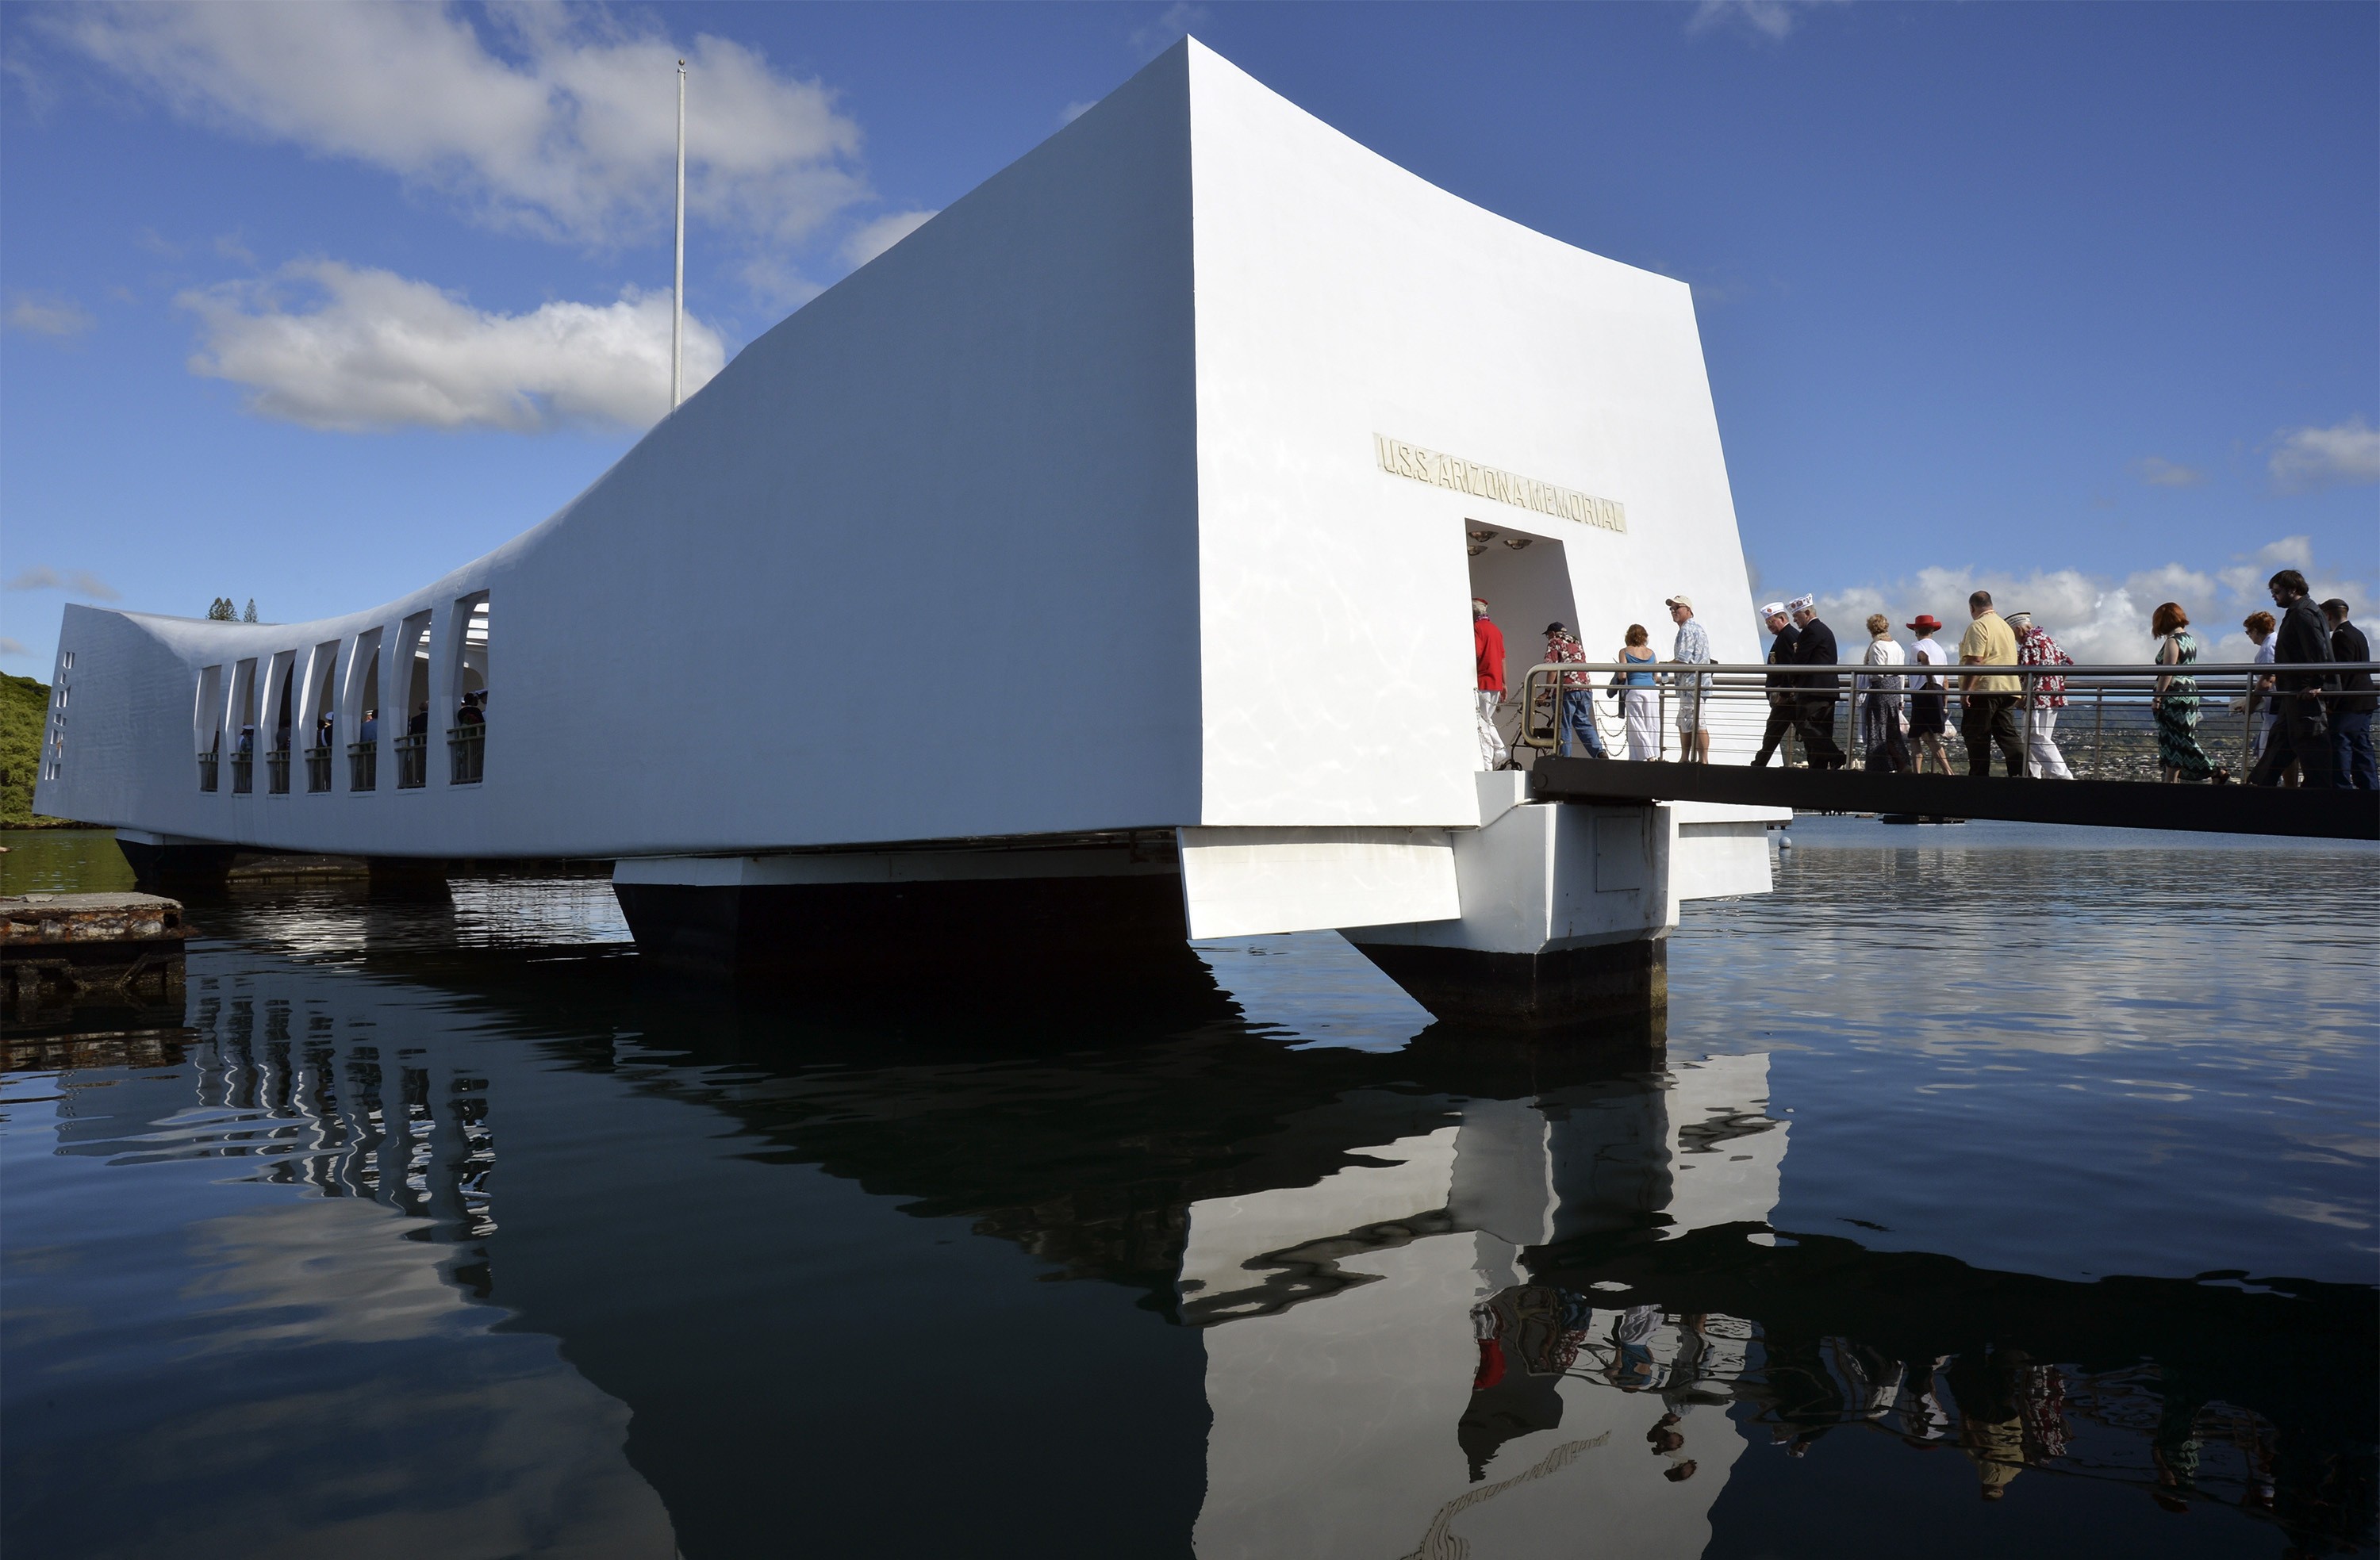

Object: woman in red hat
[1906,614,1951,772]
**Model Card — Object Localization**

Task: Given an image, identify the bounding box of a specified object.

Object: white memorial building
[36,38,1779,1027]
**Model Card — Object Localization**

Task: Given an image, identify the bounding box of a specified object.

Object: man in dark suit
[2249,569,2334,788]
[2322,597,2374,789]
[1787,596,1848,770]
[1750,602,1802,767]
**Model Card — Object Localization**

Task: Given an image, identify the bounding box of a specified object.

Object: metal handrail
[1511,660,2378,776]
[1522,660,2378,678]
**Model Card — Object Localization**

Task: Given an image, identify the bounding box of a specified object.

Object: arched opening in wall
[449,593,489,784]
[194,665,223,791]
[305,641,340,792]
[266,654,295,794]
[394,612,432,789]
[1464,521,1584,769]
[228,659,259,793]
[347,631,382,791]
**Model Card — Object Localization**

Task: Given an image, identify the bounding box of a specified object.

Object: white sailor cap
[1786,594,1817,614]
[1759,600,1788,618]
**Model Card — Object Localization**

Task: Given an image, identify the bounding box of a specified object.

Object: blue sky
[3,1,2374,671]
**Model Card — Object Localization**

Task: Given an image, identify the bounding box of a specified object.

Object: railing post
[2091,685,2106,779]
[2021,670,2035,779]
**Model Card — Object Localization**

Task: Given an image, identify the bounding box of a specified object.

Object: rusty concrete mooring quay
[1,892,187,1021]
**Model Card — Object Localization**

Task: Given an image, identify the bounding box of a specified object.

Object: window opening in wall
[395,613,432,789]
[229,659,259,793]
[267,657,295,794]
[194,665,223,791]
[306,642,340,792]
[349,638,382,791]
[450,594,489,784]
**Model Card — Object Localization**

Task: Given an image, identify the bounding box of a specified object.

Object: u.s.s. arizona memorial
[36,39,1782,1028]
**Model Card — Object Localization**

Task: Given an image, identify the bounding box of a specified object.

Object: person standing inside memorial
[1957,590,2025,778]
[1473,597,1509,771]
[1667,594,1713,764]
[2151,602,2216,783]
[1751,602,1802,768]
[1906,614,1951,773]
[2009,611,2075,779]
[1543,622,1607,758]
[2248,571,2335,788]
[1857,614,1910,772]
[1618,625,1661,761]
[2323,599,2376,790]
[1787,596,1848,769]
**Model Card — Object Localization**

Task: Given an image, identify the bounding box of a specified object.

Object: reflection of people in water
[1603,1305,1662,1392]
[1946,1348,2030,1500]
[1461,1287,1595,1481]
[1647,1412,1697,1482]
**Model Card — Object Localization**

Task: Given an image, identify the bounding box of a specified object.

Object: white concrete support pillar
[1338,772,1676,1029]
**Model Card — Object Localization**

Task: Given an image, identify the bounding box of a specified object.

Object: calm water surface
[4,822,2374,1558]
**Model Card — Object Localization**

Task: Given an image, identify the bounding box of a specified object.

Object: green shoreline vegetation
[2,672,87,829]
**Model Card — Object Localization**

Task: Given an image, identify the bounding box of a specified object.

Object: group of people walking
[1471,569,2372,787]
[2154,571,2374,789]
[1748,590,2075,779]
[1474,593,1713,768]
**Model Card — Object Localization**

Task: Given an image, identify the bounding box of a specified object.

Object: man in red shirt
[1474,596,1509,769]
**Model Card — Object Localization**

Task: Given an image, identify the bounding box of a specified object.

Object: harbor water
[3,821,2374,1558]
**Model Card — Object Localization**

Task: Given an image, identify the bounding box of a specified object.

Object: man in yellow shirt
[1956,589,2026,777]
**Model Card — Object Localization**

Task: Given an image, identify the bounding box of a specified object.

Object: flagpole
[672,57,686,411]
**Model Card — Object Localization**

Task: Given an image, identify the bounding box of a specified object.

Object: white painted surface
[1342,800,1672,955]
[38,40,1764,877]
[1669,821,1776,910]
[1177,826,1459,940]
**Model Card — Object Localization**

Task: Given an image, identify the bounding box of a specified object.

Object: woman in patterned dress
[2152,601,2215,782]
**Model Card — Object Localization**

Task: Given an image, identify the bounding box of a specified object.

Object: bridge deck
[1529,757,2379,841]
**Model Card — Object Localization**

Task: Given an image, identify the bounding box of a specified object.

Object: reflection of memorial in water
[167,975,499,1263]
[1182,1049,1786,1559]
[38,904,2374,1558]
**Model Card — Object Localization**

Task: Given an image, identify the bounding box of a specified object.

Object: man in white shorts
[1667,594,1712,763]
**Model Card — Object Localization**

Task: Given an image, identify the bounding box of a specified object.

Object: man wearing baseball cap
[1665,594,1711,763]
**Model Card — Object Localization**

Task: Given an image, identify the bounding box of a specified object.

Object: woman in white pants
[1616,623,1661,760]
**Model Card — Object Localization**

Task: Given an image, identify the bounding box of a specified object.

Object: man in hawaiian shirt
[2009,611,2074,779]
[1543,622,1608,758]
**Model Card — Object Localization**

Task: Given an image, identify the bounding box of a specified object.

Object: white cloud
[0,638,29,658]
[178,260,725,433]
[2132,455,2203,489]
[2268,416,2380,494]
[1061,99,1100,125]
[738,254,824,313]
[1130,3,1208,59]
[5,565,120,600]
[6,293,94,336]
[52,3,868,251]
[1815,539,2370,667]
[839,209,936,269]
[1686,0,1847,42]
